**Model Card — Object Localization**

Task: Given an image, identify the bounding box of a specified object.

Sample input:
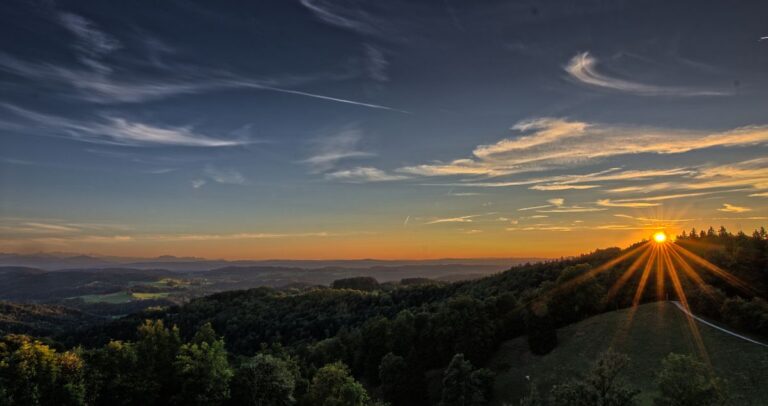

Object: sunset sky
[1,0,767,259]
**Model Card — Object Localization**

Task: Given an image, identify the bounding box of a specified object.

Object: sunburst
[540,226,751,361]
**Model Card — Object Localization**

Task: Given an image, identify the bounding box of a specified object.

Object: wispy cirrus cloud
[597,199,660,208]
[0,51,407,111]
[536,207,606,213]
[58,12,121,74]
[530,184,599,191]
[1,104,248,147]
[425,214,489,225]
[299,0,378,35]
[597,190,744,209]
[517,198,605,213]
[365,44,389,82]
[604,159,768,195]
[0,218,130,236]
[565,52,730,96]
[204,165,247,185]
[325,167,407,182]
[717,203,752,213]
[396,118,768,181]
[302,126,375,172]
[0,11,408,112]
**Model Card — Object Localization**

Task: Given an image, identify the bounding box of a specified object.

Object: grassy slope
[488,302,768,405]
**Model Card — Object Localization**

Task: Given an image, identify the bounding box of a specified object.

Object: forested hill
[3,228,767,406]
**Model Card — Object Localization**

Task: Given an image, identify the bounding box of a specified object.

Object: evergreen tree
[439,353,494,406]
[525,302,558,355]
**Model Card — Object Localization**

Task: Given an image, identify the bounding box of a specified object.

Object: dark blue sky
[1,0,767,259]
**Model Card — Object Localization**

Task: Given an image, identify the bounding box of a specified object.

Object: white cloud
[717,203,752,213]
[204,166,247,185]
[2,104,249,147]
[299,0,377,35]
[518,204,553,211]
[547,198,565,207]
[303,126,374,172]
[58,13,121,58]
[530,184,599,191]
[0,52,407,111]
[597,199,660,208]
[396,118,767,180]
[325,167,407,182]
[365,44,389,82]
[425,214,483,225]
[507,225,573,232]
[565,52,729,96]
[536,207,607,213]
[191,179,207,189]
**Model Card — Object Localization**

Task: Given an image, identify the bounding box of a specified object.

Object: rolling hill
[489,301,768,405]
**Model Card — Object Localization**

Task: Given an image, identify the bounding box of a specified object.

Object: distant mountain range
[0,252,546,272]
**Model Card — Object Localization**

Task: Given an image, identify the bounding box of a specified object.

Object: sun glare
[536,219,754,365]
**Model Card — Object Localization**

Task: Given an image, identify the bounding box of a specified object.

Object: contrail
[235,81,410,113]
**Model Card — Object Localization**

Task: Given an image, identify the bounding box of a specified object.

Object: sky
[1,0,767,259]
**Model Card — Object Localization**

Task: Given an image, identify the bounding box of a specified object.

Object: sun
[653,231,667,243]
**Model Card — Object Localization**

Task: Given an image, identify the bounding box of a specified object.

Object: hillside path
[670,300,768,348]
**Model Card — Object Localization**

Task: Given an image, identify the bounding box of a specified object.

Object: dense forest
[0,227,766,405]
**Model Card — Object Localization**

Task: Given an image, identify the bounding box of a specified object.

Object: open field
[76,291,171,303]
[489,302,768,405]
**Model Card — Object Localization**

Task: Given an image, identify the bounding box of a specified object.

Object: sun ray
[605,245,652,302]
[655,246,666,301]
[674,244,754,294]
[633,245,658,307]
[661,247,711,363]
[667,245,716,299]
[544,242,650,300]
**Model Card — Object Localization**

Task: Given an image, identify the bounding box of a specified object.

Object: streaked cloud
[0,49,406,109]
[565,52,730,96]
[365,44,389,82]
[717,203,752,213]
[325,167,407,182]
[303,126,375,172]
[597,190,743,209]
[425,214,484,225]
[547,198,565,207]
[2,104,249,147]
[395,118,767,180]
[204,166,247,185]
[597,199,660,208]
[518,204,553,212]
[604,159,768,195]
[299,0,377,35]
[530,184,599,191]
[58,13,121,74]
[507,225,573,232]
[536,207,607,213]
